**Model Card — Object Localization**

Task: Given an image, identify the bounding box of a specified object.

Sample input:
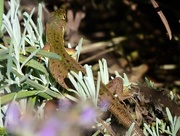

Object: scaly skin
[46,5,143,135]
[46,5,85,89]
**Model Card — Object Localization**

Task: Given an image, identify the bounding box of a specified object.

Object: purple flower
[79,106,97,127]
[36,117,62,136]
[5,102,21,131]
[58,98,72,111]
[98,99,110,111]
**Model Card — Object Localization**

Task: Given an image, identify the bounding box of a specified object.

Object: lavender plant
[143,108,180,136]
[0,0,63,103]
[0,0,3,30]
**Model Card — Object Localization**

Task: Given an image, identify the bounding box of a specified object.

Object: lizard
[46,5,143,135]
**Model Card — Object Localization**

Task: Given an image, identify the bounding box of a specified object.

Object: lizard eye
[62,14,66,20]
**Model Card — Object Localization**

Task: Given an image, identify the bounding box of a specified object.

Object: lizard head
[47,5,66,28]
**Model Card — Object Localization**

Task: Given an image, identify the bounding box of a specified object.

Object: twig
[151,0,172,40]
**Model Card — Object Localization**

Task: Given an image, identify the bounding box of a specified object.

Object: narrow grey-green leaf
[25,47,61,60]
[0,48,9,61]
[0,0,4,31]
[12,68,62,99]
[19,55,48,76]
[27,96,37,111]
[1,91,38,105]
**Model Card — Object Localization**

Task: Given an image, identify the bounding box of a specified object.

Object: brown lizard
[46,5,143,135]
